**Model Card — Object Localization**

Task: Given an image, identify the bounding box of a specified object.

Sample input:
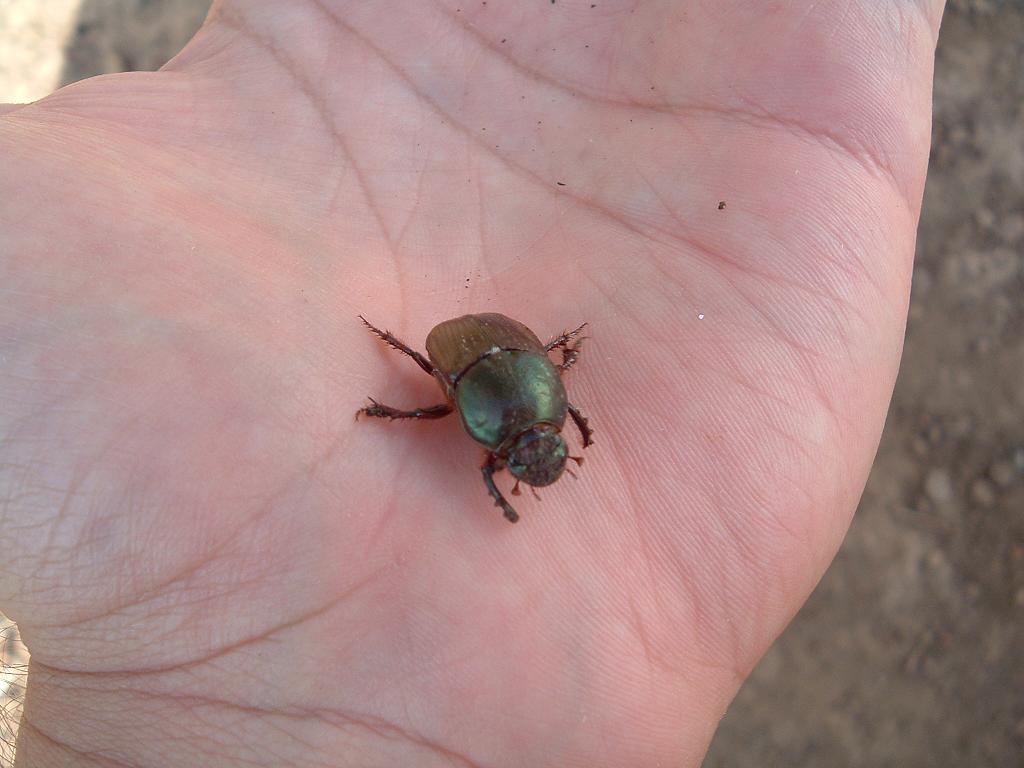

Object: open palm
[0,1,942,765]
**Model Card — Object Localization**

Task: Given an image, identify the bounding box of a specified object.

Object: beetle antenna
[511,479,521,496]
[530,486,542,501]
[565,467,579,480]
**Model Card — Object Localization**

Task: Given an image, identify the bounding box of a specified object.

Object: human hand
[0,1,943,765]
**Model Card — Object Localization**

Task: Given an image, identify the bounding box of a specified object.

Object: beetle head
[506,426,567,487]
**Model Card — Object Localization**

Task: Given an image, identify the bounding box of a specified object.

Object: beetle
[356,313,593,523]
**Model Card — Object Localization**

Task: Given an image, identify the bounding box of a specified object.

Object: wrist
[15,660,460,768]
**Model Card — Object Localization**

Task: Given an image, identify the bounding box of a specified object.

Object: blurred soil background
[0,1,1021,765]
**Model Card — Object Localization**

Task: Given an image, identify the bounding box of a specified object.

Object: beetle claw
[355,397,376,421]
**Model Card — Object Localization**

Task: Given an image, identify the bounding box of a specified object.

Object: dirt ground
[1,1,1021,765]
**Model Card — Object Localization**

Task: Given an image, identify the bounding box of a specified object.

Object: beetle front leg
[482,454,519,523]
[567,403,594,448]
[356,398,452,421]
[359,316,436,377]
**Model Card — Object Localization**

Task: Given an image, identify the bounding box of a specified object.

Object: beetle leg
[559,337,585,372]
[356,398,452,421]
[359,316,436,377]
[567,403,594,448]
[544,322,587,352]
[482,455,519,523]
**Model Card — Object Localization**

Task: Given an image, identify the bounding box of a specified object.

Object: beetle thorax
[453,349,569,450]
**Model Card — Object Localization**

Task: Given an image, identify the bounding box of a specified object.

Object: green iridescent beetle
[356,313,593,523]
